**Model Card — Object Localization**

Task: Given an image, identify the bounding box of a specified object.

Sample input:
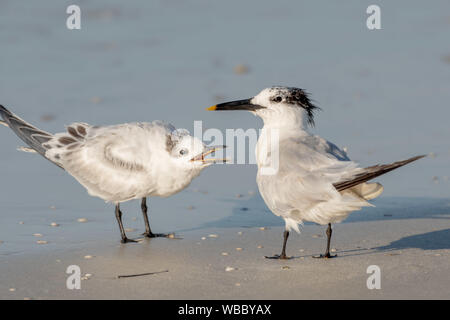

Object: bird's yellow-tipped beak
[205,99,264,111]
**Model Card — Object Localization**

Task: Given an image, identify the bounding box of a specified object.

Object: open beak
[206,98,265,111]
[190,145,228,163]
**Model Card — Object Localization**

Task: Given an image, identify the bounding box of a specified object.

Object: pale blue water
[0,0,449,256]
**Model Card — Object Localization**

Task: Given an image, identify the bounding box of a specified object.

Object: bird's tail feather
[344,182,384,200]
[0,105,53,158]
[334,155,426,192]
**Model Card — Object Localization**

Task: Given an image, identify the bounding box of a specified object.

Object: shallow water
[0,1,449,256]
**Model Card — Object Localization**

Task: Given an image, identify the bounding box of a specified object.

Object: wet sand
[1,201,449,299]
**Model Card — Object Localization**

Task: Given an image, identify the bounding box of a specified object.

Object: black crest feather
[270,87,320,126]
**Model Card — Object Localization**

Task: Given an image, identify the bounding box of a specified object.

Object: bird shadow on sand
[309,228,450,260]
[179,194,450,259]
[375,228,450,251]
[189,194,450,231]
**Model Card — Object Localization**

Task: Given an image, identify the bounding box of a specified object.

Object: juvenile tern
[208,86,424,259]
[0,105,224,243]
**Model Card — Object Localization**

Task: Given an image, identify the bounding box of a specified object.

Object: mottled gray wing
[0,105,53,158]
[333,155,426,192]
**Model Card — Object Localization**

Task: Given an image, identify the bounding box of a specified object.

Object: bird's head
[207,86,319,128]
[166,131,226,170]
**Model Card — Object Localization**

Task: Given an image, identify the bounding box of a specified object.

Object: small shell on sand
[257,245,263,249]
[233,64,250,75]
[235,247,243,251]
[36,240,48,244]
[50,222,59,227]
[19,221,24,225]
[282,266,290,270]
[235,283,241,287]
[225,266,236,272]
[124,228,136,232]
[32,233,43,237]
[208,234,218,238]
[331,248,337,253]
[40,114,55,122]
[221,252,229,256]
[90,96,102,104]
[84,255,94,259]
[259,227,267,231]
[9,288,16,292]
[81,273,92,280]
[201,237,206,240]
[77,218,88,223]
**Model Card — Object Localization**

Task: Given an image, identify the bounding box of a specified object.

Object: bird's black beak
[207,99,265,111]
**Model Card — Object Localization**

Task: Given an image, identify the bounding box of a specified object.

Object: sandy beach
[1,196,449,299]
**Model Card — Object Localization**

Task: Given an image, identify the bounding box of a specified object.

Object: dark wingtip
[0,105,11,115]
[406,154,427,163]
[333,154,427,192]
[0,105,10,121]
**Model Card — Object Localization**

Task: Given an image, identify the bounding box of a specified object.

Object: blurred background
[0,1,449,253]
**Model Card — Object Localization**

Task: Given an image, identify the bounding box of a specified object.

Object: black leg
[313,223,337,259]
[115,203,137,243]
[141,197,170,238]
[141,197,153,236]
[265,231,291,260]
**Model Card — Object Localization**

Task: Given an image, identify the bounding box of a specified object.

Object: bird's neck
[256,111,311,170]
[258,108,309,132]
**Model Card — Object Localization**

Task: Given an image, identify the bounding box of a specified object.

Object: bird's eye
[179,149,188,155]
[274,96,282,102]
